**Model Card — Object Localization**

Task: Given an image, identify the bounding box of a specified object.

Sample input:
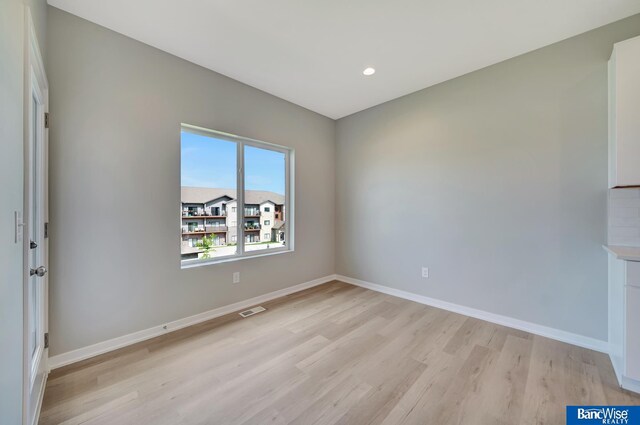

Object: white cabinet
[609,35,640,188]
[627,285,640,381]
[608,253,640,392]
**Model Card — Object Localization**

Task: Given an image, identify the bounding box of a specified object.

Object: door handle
[30,266,47,277]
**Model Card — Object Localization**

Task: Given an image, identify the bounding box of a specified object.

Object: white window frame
[180,124,294,268]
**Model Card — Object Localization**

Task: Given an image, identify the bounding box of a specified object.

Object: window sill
[180,247,293,269]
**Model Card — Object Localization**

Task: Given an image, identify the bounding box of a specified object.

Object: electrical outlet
[422,267,429,278]
[233,272,240,284]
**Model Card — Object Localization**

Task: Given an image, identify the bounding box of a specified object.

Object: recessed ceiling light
[363,67,376,76]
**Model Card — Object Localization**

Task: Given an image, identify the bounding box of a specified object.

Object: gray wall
[47,7,335,356]
[336,14,640,342]
[42,5,640,357]
[0,0,47,423]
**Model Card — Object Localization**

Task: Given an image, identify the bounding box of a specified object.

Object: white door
[24,10,49,425]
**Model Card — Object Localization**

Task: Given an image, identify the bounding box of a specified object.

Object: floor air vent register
[238,306,266,318]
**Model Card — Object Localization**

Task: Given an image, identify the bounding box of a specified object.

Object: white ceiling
[48,0,640,119]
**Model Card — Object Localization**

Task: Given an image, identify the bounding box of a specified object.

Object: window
[181,124,292,266]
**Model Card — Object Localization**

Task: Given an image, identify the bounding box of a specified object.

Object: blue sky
[181,131,285,195]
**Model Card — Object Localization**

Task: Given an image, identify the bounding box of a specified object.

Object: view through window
[180,125,290,265]
[243,145,286,253]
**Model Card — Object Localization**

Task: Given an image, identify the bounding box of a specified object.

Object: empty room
[3,0,640,424]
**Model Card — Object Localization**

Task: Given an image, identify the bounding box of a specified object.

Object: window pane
[181,130,237,262]
[244,145,286,253]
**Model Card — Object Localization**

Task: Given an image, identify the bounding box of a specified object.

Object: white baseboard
[621,376,640,394]
[336,274,609,354]
[610,351,623,383]
[610,351,640,394]
[49,274,338,369]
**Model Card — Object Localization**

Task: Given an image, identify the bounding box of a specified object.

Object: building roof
[181,186,285,205]
[272,219,285,230]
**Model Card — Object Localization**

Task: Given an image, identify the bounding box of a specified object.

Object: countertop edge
[603,245,640,262]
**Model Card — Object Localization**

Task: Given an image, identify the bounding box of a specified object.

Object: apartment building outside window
[180,125,293,266]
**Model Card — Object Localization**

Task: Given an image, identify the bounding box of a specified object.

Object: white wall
[0,0,47,423]
[335,14,640,342]
[46,7,335,356]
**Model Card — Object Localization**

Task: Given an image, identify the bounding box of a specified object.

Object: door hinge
[44,332,49,349]
[44,222,49,238]
[44,112,50,129]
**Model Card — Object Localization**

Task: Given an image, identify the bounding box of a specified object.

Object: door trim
[23,7,49,425]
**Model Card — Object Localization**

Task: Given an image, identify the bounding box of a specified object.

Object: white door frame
[23,8,49,425]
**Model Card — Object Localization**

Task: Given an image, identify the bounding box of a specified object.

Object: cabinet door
[611,36,640,187]
[626,285,640,380]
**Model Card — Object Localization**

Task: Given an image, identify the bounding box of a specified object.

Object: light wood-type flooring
[40,281,640,425]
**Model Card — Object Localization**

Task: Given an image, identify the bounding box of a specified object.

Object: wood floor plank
[40,281,640,425]
[58,391,139,425]
[334,355,427,425]
[379,349,465,425]
[520,336,582,425]
[454,334,533,425]
[286,374,372,425]
[427,344,497,425]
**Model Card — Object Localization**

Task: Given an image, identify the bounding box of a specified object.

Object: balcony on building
[182,226,205,234]
[182,225,228,234]
[205,225,228,233]
[181,207,227,218]
[244,222,261,231]
[244,208,261,217]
